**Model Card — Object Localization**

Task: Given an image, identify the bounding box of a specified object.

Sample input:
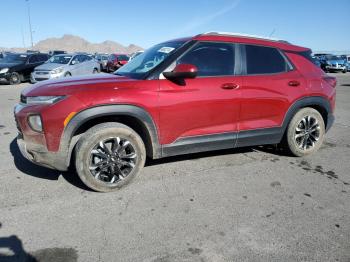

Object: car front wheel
[75,122,146,192]
[9,72,21,85]
[284,108,325,157]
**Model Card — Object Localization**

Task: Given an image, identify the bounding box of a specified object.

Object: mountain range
[0,34,144,54]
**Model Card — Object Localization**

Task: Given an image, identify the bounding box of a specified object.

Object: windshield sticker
[20,55,28,57]
[158,47,175,54]
[64,56,71,59]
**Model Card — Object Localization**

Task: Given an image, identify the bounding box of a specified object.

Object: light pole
[26,0,34,48]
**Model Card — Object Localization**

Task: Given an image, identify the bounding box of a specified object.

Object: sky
[0,0,349,52]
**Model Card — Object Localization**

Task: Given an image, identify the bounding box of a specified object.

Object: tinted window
[245,45,289,74]
[178,42,235,77]
[71,56,80,64]
[38,54,48,62]
[117,55,129,61]
[28,55,38,63]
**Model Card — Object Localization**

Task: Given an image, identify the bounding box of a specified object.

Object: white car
[31,53,100,83]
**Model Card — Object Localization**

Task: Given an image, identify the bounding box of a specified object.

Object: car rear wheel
[75,122,146,192]
[9,72,21,85]
[93,68,98,74]
[283,108,325,157]
[64,72,71,77]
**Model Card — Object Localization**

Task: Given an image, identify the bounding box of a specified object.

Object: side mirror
[163,64,198,81]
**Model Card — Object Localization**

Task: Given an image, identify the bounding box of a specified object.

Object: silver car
[95,53,109,71]
[31,53,100,83]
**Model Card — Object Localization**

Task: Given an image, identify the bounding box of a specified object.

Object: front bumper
[0,72,11,82]
[14,103,70,171]
[31,71,65,83]
[17,135,69,171]
[325,65,346,71]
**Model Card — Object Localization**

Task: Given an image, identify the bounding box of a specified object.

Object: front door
[158,42,242,155]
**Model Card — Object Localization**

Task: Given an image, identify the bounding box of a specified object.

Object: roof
[201,31,288,43]
[193,31,309,52]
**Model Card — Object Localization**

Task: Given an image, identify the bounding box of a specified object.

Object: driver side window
[71,55,80,64]
[177,42,235,77]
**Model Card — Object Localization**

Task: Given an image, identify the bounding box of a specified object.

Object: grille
[20,94,26,104]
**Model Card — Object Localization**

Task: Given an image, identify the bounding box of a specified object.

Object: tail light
[323,76,337,88]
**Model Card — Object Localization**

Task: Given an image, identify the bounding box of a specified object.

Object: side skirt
[161,127,283,158]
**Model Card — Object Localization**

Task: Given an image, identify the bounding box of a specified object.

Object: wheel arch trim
[61,104,161,167]
[282,96,332,132]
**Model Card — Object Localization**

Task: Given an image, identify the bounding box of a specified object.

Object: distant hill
[0,34,144,54]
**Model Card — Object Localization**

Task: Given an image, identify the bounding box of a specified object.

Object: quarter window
[177,42,235,77]
[245,45,290,75]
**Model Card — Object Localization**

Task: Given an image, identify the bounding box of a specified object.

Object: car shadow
[146,147,255,166]
[9,139,91,191]
[10,137,288,190]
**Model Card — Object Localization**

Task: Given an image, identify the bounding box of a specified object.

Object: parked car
[311,56,321,67]
[14,32,336,192]
[95,54,109,71]
[0,51,11,60]
[48,50,67,57]
[129,50,144,61]
[0,52,49,84]
[340,55,350,71]
[318,55,347,73]
[31,53,100,83]
[106,54,129,72]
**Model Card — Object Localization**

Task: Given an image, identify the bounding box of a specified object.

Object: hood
[22,73,136,96]
[35,63,65,71]
[0,62,22,69]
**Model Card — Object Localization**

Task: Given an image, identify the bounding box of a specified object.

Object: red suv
[106,53,129,72]
[14,32,336,192]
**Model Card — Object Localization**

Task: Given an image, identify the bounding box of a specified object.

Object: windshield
[2,54,28,63]
[326,55,342,61]
[115,41,186,79]
[48,55,72,64]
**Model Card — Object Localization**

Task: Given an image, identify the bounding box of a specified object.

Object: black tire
[75,122,146,192]
[9,72,21,85]
[64,72,71,77]
[283,108,325,157]
[93,68,98,74]
[342,69,347,74]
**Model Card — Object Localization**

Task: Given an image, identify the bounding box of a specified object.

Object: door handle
[288,80,300,87]
[221,83,239,90]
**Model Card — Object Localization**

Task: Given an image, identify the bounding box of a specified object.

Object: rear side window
[298,50,319,66]
[178,42,235,77]
[245,45,290,75]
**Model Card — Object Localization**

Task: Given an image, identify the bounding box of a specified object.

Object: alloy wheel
[89,137,137,184]
[294,115,320,150]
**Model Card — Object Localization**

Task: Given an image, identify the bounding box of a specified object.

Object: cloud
[171,0,241,37]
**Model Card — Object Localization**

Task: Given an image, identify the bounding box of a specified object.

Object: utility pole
[26,0,34,48]
[21,26,26,48]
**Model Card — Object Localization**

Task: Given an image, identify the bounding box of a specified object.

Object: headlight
[51,67,64,74]
[0,68,9,74]
[26,96,65,105]
[28,115,43,132]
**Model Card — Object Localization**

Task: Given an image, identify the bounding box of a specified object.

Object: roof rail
[202,31,290,44]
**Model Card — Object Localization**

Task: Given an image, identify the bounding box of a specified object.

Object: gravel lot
[0,74,349,262]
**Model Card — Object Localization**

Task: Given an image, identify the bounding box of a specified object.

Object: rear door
[238,44,306,135]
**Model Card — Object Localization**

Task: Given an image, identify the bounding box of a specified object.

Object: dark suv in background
[0,52,49,84]
[15,32,336,192]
